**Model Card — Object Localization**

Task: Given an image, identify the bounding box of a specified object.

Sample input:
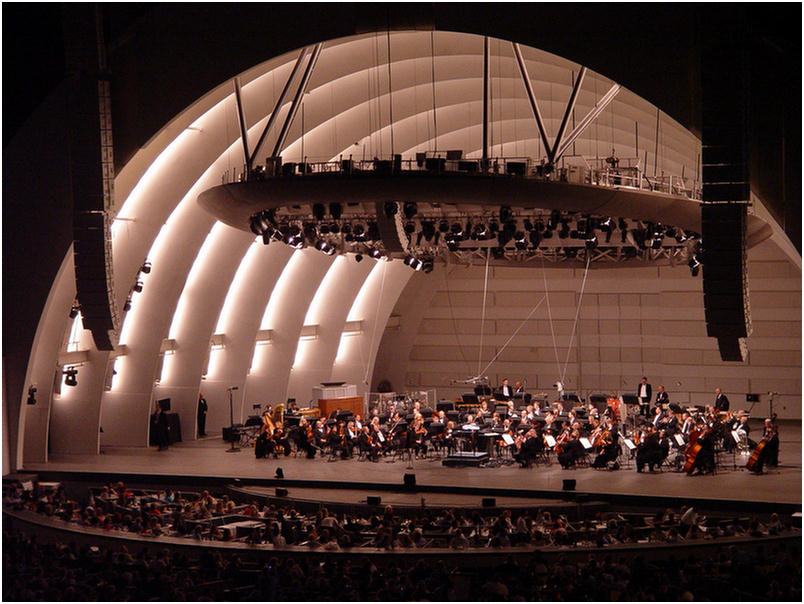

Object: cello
[746,417,778,472]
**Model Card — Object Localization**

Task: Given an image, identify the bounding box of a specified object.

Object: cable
[561,252,592,384]
[477,248,491,377]
[541,256,562,380]
[479,295,547,377]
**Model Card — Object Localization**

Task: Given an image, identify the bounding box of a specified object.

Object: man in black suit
[637,377,652,417]
[498,378,514,400]
[654,385,669,408]
[714,388,730,412]
[197,392,208,437]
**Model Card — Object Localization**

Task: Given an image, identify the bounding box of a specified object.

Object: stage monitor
[157,398,171,411]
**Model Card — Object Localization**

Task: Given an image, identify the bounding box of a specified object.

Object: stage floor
[25,427,801,508]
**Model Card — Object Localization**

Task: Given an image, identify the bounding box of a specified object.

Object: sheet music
[502,433,515,446]
[674,434,685,447]
[579,437,593,450]
[731,430,741,444]
[377,431,385,443]
[623,438,636,450]
[544,434,557,447]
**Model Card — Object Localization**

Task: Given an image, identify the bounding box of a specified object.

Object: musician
[514,381,525,394]
[273,422,291,457]
[296,418,317,459]
[714,388,730,412]
[498,378,514,400]
[255,417,276,459]
[635,425,663,472]
[409,417,428,459]
[688,422,716,475]
[654,385,669,408]
[477,400,491,418]
[353,414,364,430]
[513,427,541,468]
[651,406,666,429]
[680,412,695,435]
[358,425,380,462]
[591,429,618,469]
[664,410,679,435]
[443,420,458,454]
[748,418,779,474]
[557,429,585,469]
[637,377,652,417]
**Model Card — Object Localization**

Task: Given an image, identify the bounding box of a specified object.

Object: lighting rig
[247,203,703,275]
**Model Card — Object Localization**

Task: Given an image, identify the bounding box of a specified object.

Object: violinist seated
[408,417,428,459]
[295,418,318,459]
[272,422,291,457]
[358,425,381,462]
[342,421,358,458]
[591,429,618,469]
[443,420,458,454]
[513,427,542,468]
[651,406,666,430]
[370,417,391,454]
[557,429,585,469]
[635,425,664,472]
[327,420,348,459]
[663,410,679,435]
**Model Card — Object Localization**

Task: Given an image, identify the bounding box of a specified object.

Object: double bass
[682,425,708,474]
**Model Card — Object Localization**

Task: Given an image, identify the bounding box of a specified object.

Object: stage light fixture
[497,231,513,248]
[585,235,598,249]
[404,222,416,235]
[314,240,336,255]
[523,219,533,232]
[64,367,78,387]
[601,217,614,232]
[450,223,463,237]
[133,281,143,293]
[549,210,562,229]
[534,219,545,232]
[355,253,363,262]
[488,220,500,234]
[421,258,434,273]
[383,201,398,217]
[123,298,132,312]
[369,248,385,260]
[303,223,318,242]
[421,221,435,241]
[529,230,541,247]
[514,231,527,250]
[26,386,37,405]
[558,222,570,239]
[329,203,342,220]
[353,223,366,241]
[319,223,330,235]
[367,222,380,241]
[650,235,663,249]
[262,232,272,245]
[312,203,326,221]
[403,201,418,219]
[69,305,79,319]
[542,229,553,239]
[329,222,340,234]
[499,206,513,224]
[688,255,701,276]
[438,220,449,233]
[141,262,152,274]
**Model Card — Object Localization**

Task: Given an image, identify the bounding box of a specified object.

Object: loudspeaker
[403,473,416,488]
[275,468,284,479]
[746,393,760,403]
[157,398,171,411]
[222,426,240,442]
[701,202,751,362]
[275,488,288,497]
[482,497,496,508]
[562,479,576,491]
[367,496,381,506]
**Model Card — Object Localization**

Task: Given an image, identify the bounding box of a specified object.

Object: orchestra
[241,383,780,479]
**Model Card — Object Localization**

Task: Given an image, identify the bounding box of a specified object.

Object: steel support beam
[271,42,323,158]
[554,83,621,161]
[249,47,308,167]
[512,42,553,161]
[550,67,586,164]
[233,77,251,171]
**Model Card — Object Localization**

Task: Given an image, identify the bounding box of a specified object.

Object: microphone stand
[226,387,240,453]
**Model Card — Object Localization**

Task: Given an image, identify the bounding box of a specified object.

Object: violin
[554,428,569,454]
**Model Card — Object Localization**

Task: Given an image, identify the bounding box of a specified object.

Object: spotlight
[64,367,78,387]
[133,281,143,293]
[249,214,264,235]
[488,220,500,234]
[367,222,380,241]
[355,253,363,262]
[303,223,318,242]
[445,235,460,251]
[542,229,553,239]
[549,210,561,230]
[69,305,79,319]
[26,386,37,405]
[523,219,533,232]
[421,222,435,241]
[329,203,342,220]
[262,231,272,245]
[369,248,385,260]
[472,223,489,240]
[438,220,449,233]
[123,298,132,312]
[529,230,541,247]
[650,235,663,250]
[405,255,423,271]
[319,223,330,235]
[353,224,366,241]
[674,229,688,243]
[499,206,512,223]
[403,202,418,219]
[585,235,598,249]
[450,223,464,238]
[534,220,545,232]
[314,240,336,255]
[404,222,416,235]
[558,222,570,239]
[329,222,340,234]
[141,262,152,274]
[312,203,326,221]
[514,231,527,250]
[383,202,398,217]
[421,259,434,273]
[600,217,614,232]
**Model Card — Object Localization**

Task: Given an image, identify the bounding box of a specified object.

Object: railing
[220,153,702,201]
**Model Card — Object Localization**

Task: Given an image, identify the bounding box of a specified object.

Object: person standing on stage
[714,388,730,412]
[654,385,669,409]
[197,392,208,437]
[637,377,652,417]
[499,378,514,399]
